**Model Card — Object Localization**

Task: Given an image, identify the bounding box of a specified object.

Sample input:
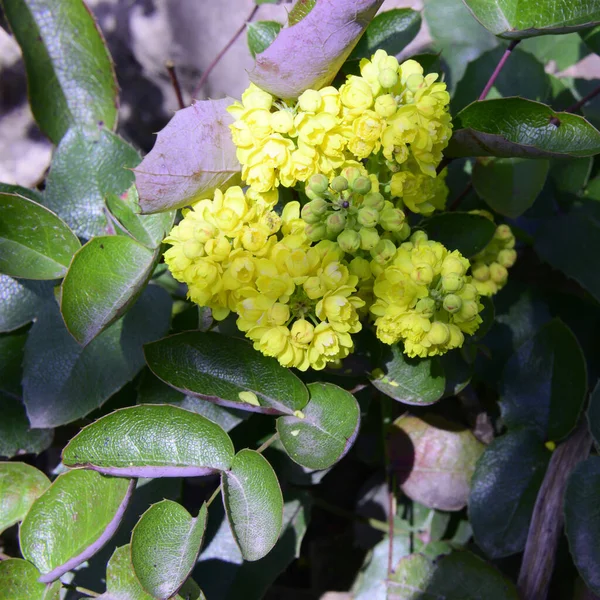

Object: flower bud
[494,224,513,241]
[359,227,380,251]
[441,273,464,292]
[308,173,330,195]
[330,176,349,192]
[351,176,372,195]
[357,207,380,228]
[443,294,462,313]
[337,229,361,253]
[370,239,396,265]
[271,110,294,134]
[349,256,372,280]
[290,318,314,344]
[363,192,385,211]
[183,239,203,259]
[441,256,466,277]
[459,300,479,320]
[378,67,399,89]
[472,263,490,281]
[489,262,508,284]
[326,212,346,235]
[415,297,436,316]
[379,207,405,232]
[411,263,434,285]
[374,94,397,118]
[342,167,362,187]
[428,322,450,345]
[498,248,517,268]
[301,198,328,223]
[395,222,411,242]
[305,222,327,241]
[410,230,428,245]
[298,89,322,113]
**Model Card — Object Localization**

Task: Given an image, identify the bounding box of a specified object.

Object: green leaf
[500,319,587,441]
[420,212,496,257]
[104,544,204,600]
[550,157,592,195]
[0,332,26,397]
[0,462,50,534]
[447,98,600,159]
[0,182,43,204]
[389,414,485,511]
[277,382,360,470]
[131,501,207,599]
[0,194,80,280]
[463,0,600,39]
[23,285,171,428]
[222,449,283,561]
[63,404,234,477]
[350,9,422,60]
[61,236,158,346]
[144,331,309,415]
[581,24,600,54]
[451,47,551,114]
[134,99,241,214]
[472,158,550,218]
[248,0,384,99]
[536,211,600,303]
[469,428,551,558]
[20,469,135,582]
[587,381,600,450]
[106,187,174,249]
[0,559,60,600]
[2,0,117,144]
[388,551,519,599]
[287,0,316,25]
[44,126,140,239]
[565,456,600,595]
[424,0,498,90]
[521,33,589,70]
[0,393,53,458]
[0,275,52,333]
[247,21,282,58]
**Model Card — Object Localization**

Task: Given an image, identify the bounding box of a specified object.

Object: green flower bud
[308,173,330,195]
[379,207,405,232]
[337,229,361,253]
[410,230,428,245]
[351,176,372,195]
[415,297,436,316]
[357,207,380,228]
[370,238,396,265]
[443,294,462,313]
[441,273,464,293]
[459,300,479,320]
[326,212,346,235]
[395,222,411,242]
[411,263,434,285]
[349,256,372,280]
[363,192,385,211]
[472,263,490,282]
[428,322,450,345]
[330,176,349,193]
[359,227,380,251]
[494,224,512,241]
[378,68,399,89]
[498,248,517,268]
[305,223,327,241]
[301,198,328,223]
[342,167,362,186]
[374,94,397,118]
[489,262,508,284]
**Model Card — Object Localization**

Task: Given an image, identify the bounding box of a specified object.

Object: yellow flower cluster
[370,232,483,358]
[227,50,452,217]
[470,211,517,296]
[164,186,365,370]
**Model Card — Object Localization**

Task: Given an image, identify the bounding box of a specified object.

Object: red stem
[564,84,600,114]
[479,40,520,101]
[166,61,185,110]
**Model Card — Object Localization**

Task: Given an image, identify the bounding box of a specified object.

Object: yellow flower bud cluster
[164,186,365,370]
[370,231,483,358]
[389,162,449,216]
[470,211,517,296]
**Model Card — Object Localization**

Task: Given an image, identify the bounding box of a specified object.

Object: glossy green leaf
[520,33,589,70]
[0,182,43,203]
[565,456,600,595]
[20,469,135,582]
[277,382,360,470]
[424,0,498,89]
[144,331,309,415]
[222,449,283,561]
[247,21,282,58]
[2,0,117,143]
[0,332,26,397]
[500,319,587,441]
[106,187,174,249]
[61,236,158,346]
[472,158,550,218]
[469,429,551,558]
[0,194,80,280]
[287,0,315,25]
[581,24,600,54]
[421,212,496,257]
[550,157,593,195]
[23,285,171,428]
[388,551,519,599]
[0,393,53,458]
[446,98,600,159]
[0,462,50,534]
[63,404,234,477]
[131,501,207,599]
[134,99,241,214]
[0,276,52,333]
[350,9,421,60]
[587,381,600,450]
[44,126,140,239]
[463,0,600,39]
[0,559,60,600]
[536,211,600,303]
[389,415,485,511]
[371,344,445,405]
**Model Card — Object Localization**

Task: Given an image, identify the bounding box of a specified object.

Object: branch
[564,84,600,115]
[166,60,185,110]
[479,40,520,101]
[517,419,593,600]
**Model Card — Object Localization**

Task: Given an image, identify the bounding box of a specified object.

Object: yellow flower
[340,76,374,114]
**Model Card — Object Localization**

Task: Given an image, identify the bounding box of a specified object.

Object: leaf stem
[564,84,600,114]
[479,40,520,101]
[166,60,185,110]
[61,583,100,598]
[191,4,260,99]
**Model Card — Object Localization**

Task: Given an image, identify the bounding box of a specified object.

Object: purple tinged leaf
[134,99,241,214]
[249,0,384,99]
